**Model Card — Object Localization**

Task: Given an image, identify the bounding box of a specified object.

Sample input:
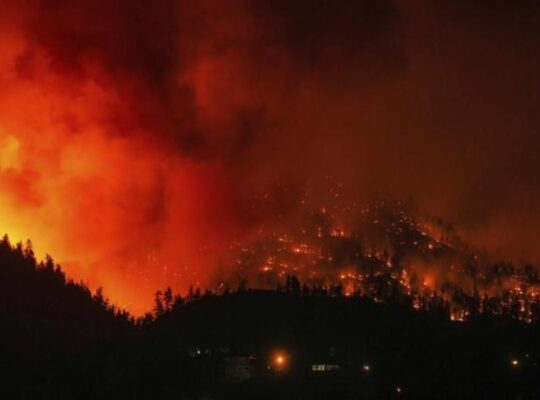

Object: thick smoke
[0,0,539,313]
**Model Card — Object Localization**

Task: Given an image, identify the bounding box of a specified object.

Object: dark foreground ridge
[1,237,539,399]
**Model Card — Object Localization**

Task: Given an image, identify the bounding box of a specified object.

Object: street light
[270,351,289,371]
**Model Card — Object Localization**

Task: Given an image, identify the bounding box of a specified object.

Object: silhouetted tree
[290,275,301,296]
[154,290,165,316]
[172,294,185,310]
[237,279,247,293]
[285,275,292,293]
[137,312,155,327]
[93,287,107,308]
[164,287,173,311]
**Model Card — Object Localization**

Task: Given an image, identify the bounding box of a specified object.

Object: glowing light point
[270,351,289,371]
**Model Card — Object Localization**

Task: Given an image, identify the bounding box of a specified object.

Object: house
[309,345,344,374]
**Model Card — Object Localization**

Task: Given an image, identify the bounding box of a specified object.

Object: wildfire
[223,197,540,324]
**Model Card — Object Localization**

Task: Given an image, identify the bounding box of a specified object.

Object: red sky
[0,0,539,313]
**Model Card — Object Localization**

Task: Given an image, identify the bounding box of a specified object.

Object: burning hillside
[217,180,540,323]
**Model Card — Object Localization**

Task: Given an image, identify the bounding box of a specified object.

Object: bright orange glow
[1,0,540,320]
[0,2,283,315]
[0,26,246,315]
[271,351,289,371]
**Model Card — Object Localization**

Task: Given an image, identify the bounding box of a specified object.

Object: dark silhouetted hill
[136,290,540,399]
[0,235,132,398]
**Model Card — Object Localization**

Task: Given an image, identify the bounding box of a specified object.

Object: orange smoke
[0,14,247,313]
[0,0,365,314]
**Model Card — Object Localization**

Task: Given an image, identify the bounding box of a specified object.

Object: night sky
[0,0,539,313]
